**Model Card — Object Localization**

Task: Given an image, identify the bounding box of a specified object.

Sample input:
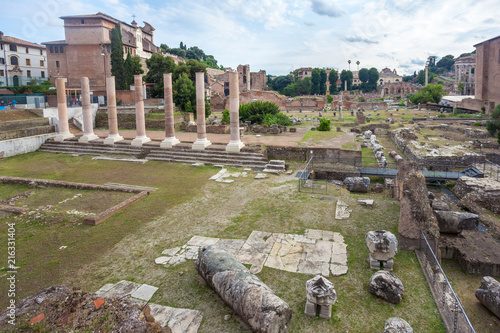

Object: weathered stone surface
[396,162,439,251]
[369,271,404,304]
[431,200,450,211]
[454,176,500,214]
[384,317,413,333]
[475,276,500,319]
[358,199,374,207]
[371,184,384,193]
[364,130,373,139]
[305,275,336,319]
[439,230,500,277]
[434,210,479,234]
[366,230,398,261]
[356,111,366,124]
[335,200,351,219]
[343,177,370,193]
[195,246,292,332]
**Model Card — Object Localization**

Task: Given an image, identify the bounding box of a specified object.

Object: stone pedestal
[192,72,211,150]
[366,230,398,271]
[54,78,75,142]
[226,71,244,153]
[104,76,124,145]
[131,75,151,147]
[78,77,99,143]
[161,73,180,148]
[304,275,336,320]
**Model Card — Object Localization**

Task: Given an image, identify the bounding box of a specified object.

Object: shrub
[317,118,331,131]
[399,101,405,107]
[438,114,446,118]
[486,120,500,136]
[239,101,280,124]
[359,96,365,102]
[481,106,486,113]
[262,112,292,126]
[473,122,482,127]
[327,94,333,103]
[222,109,230,124]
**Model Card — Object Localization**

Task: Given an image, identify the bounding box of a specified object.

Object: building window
[10,56,18,66]
[26,47,29,53]
[26,58,31,66]
[40,49,43,55]
[107,45,111,53]
[27,70,31,77]
[0,70,4,76]
[9,44,17,51]
[55,46,59,53]
[81,19,85,24]
[56,61,60,68]
[40,60,44,66]
[41,71,45,78]
[0,44,3,50]
[59,46,64,53]
[0,58,4,65]
[49,46,53,53]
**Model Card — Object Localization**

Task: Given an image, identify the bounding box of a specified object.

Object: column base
[192,138,212,150]
[131,135,151,147]
[78,133,99,143]
[160,137,181,149]
[225,140,245,153]
[54,132,75,142]
[103,134,124,145]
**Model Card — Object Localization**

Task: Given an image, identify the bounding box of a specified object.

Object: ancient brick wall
[266,146,362,162]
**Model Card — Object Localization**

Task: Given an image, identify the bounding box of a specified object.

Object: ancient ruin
[304,275,337,320]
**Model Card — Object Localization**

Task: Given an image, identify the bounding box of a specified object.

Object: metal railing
[298,157,327,194]
[419,231,475,333]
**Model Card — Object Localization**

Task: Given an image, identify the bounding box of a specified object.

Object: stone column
[131,74,151,147]
[192,72,211,150]
[54,78,74,142]
[338,92,343,121]
[424,66,429,86]
[160,73,180,148]
[104,76,124,145]
[78,77,99,143]
[226,71,244,152]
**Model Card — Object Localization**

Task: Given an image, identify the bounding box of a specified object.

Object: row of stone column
[54,71,244,152]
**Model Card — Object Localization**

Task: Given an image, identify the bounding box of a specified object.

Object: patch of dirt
[0,285,167,332]
[0,110,40,122]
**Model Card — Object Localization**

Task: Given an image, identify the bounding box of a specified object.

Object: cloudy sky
[2,0,498,75]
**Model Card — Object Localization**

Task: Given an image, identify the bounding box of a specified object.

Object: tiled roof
[42,40,67,45]
[1,36,46,49]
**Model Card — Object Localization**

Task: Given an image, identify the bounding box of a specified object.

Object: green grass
[299,130,346,146]
[0,153,449,332]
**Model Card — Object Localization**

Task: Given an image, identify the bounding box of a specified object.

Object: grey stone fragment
[434,210,479,234]
[369,271,404,304]
[384,317,413,333]
[344,177,370,192]
[475,276,500,319]
[366,230,398,261]
[432,200,450,211]
[131,284,158,301]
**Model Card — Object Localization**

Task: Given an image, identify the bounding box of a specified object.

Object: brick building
[474,35,500,109]
[0,31,48,87]
[43,12,159,96]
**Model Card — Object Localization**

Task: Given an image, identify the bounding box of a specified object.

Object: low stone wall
[312,169,361,180]
[0,133,56,158]
[266,147,361,162]
[186,125,230,134]
[0,125,55,141]
[0,176,147,194]
[460,98,495,114]
[84,191,148,226]
[0,118,49,131]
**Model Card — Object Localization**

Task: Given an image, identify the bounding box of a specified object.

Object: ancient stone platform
[95,280,202,333]
[156,229,348,277]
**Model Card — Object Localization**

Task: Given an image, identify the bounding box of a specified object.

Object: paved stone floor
[95,280,202,333]
[155,229,348,276]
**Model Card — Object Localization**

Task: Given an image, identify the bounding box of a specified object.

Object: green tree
[295,77,312,95]
[271,75,294,94]
[222,109,230,124]
[319,69,327,95]
[367,67,379,90]
[311,68,321,95]
[318,118,331,131]
[110,24,126,90]
[327,94,333,103]
[416,69,436,85]
[124,53,144,89]
[172,73,196,113]
[239,101,280,124]
[436,55,454,71]
[282,83,296,97]
[144,53,176,98]
[486,104,500,136]
[358,68,369,83]
[410,83,444,104]
[263,113,292,126]
[340,70,353,90]
[328,70,338,93]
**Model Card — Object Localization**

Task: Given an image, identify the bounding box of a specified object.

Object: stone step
[146,156,266,169]
[147,151,267,162]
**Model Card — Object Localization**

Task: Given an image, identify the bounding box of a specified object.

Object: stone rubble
[475,276,500,319]
[156,229,349,277]
[366,230,398,270]
[305,275,337,320]
[369,270,405,304]
[384,317,413,333]
[335,200,351,219]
